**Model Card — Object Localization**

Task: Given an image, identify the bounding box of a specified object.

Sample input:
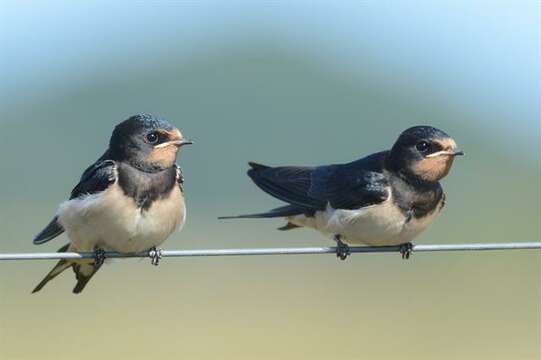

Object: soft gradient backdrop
[1,2,540,359]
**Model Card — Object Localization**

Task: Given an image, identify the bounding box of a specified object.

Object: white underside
[288,194,441,246]
[57,183,185,253]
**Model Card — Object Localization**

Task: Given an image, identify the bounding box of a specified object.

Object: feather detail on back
[246,153,389,212]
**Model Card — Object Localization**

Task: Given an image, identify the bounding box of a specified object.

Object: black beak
[453,150,465,156]
[173,139,194,147]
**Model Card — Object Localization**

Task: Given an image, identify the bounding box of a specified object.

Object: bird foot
[148,247,163,266]
[93,248,107,268]
[399,242,413,260]
[334,235,350,261]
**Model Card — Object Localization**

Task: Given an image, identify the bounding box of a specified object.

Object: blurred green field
[0,41,540,359]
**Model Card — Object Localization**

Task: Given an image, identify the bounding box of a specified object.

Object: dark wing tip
[33,238,47,245]
[247,162,271,183]
[33,233,56,245]
[33,217,64,245]
[248,162,269,171]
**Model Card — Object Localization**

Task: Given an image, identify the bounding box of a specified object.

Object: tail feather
[32,244,71,293]
[32,244,102,294]
[219,205,304,220]
[72,262,102,294]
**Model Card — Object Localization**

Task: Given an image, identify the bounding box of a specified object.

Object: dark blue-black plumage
[221,126,461,230]
[246,151,389,214]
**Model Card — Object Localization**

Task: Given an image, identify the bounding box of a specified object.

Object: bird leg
[148,247,163,266]
[93,248,107,268]
[399,242,414,260]
[333,235,350,261]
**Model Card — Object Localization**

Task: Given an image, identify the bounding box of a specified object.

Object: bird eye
[146,132,159,144]
[416,141,431,152]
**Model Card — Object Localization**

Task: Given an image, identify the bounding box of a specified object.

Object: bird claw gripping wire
[148,247,163,266]
[399,242,414,260]
[93,248,107,268]
[334,235,351,261]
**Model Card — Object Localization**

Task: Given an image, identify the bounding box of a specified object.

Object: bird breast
[289,193,442,246]
[57,182,185,253]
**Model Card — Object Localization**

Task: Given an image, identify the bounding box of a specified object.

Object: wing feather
[247,152,390,212]
[33,159,117,245]
[70,160,116,199]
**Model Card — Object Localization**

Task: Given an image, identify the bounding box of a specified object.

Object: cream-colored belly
[289,196,440,246]
[57,183,185,253]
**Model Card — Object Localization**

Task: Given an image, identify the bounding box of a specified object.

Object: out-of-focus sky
[0,2,540,360]
[1,1,540,145]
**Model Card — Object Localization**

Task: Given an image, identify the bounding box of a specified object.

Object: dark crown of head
[396,126,450,145]
[110,114,173,144]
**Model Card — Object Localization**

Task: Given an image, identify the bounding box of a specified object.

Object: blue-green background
[1,2,540,359]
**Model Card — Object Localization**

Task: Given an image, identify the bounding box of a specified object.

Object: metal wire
[0,242,540,261]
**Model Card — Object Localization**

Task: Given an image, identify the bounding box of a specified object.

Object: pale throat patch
[413,155,455,182]
[148,146,178,168]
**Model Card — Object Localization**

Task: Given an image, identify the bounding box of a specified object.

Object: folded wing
[33,159,117,245]
[247,151,390,212]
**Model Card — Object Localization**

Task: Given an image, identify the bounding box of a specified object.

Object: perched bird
[220,126,463,260]
[32,114,192,294]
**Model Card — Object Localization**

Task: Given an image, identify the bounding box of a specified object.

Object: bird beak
[154,139,194,149]
[171,139,194,147]
[426,148,465,158]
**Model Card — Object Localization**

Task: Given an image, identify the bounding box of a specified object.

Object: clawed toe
[148,247,163,266]
[336,243,350,260]
[93,248,107,268]
[399,242,413,260]
[333,235,350,261]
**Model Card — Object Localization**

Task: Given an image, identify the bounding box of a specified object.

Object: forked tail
[218,205,304,220]
[32,244,103,294]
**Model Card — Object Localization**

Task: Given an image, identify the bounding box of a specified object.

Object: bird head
[109,114,192,172]
[388,126,463,183]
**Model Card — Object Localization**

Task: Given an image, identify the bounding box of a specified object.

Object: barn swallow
[32,114,192,294]
[220,126,463,260]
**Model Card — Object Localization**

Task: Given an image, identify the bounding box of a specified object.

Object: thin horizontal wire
[0,242,540,261]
